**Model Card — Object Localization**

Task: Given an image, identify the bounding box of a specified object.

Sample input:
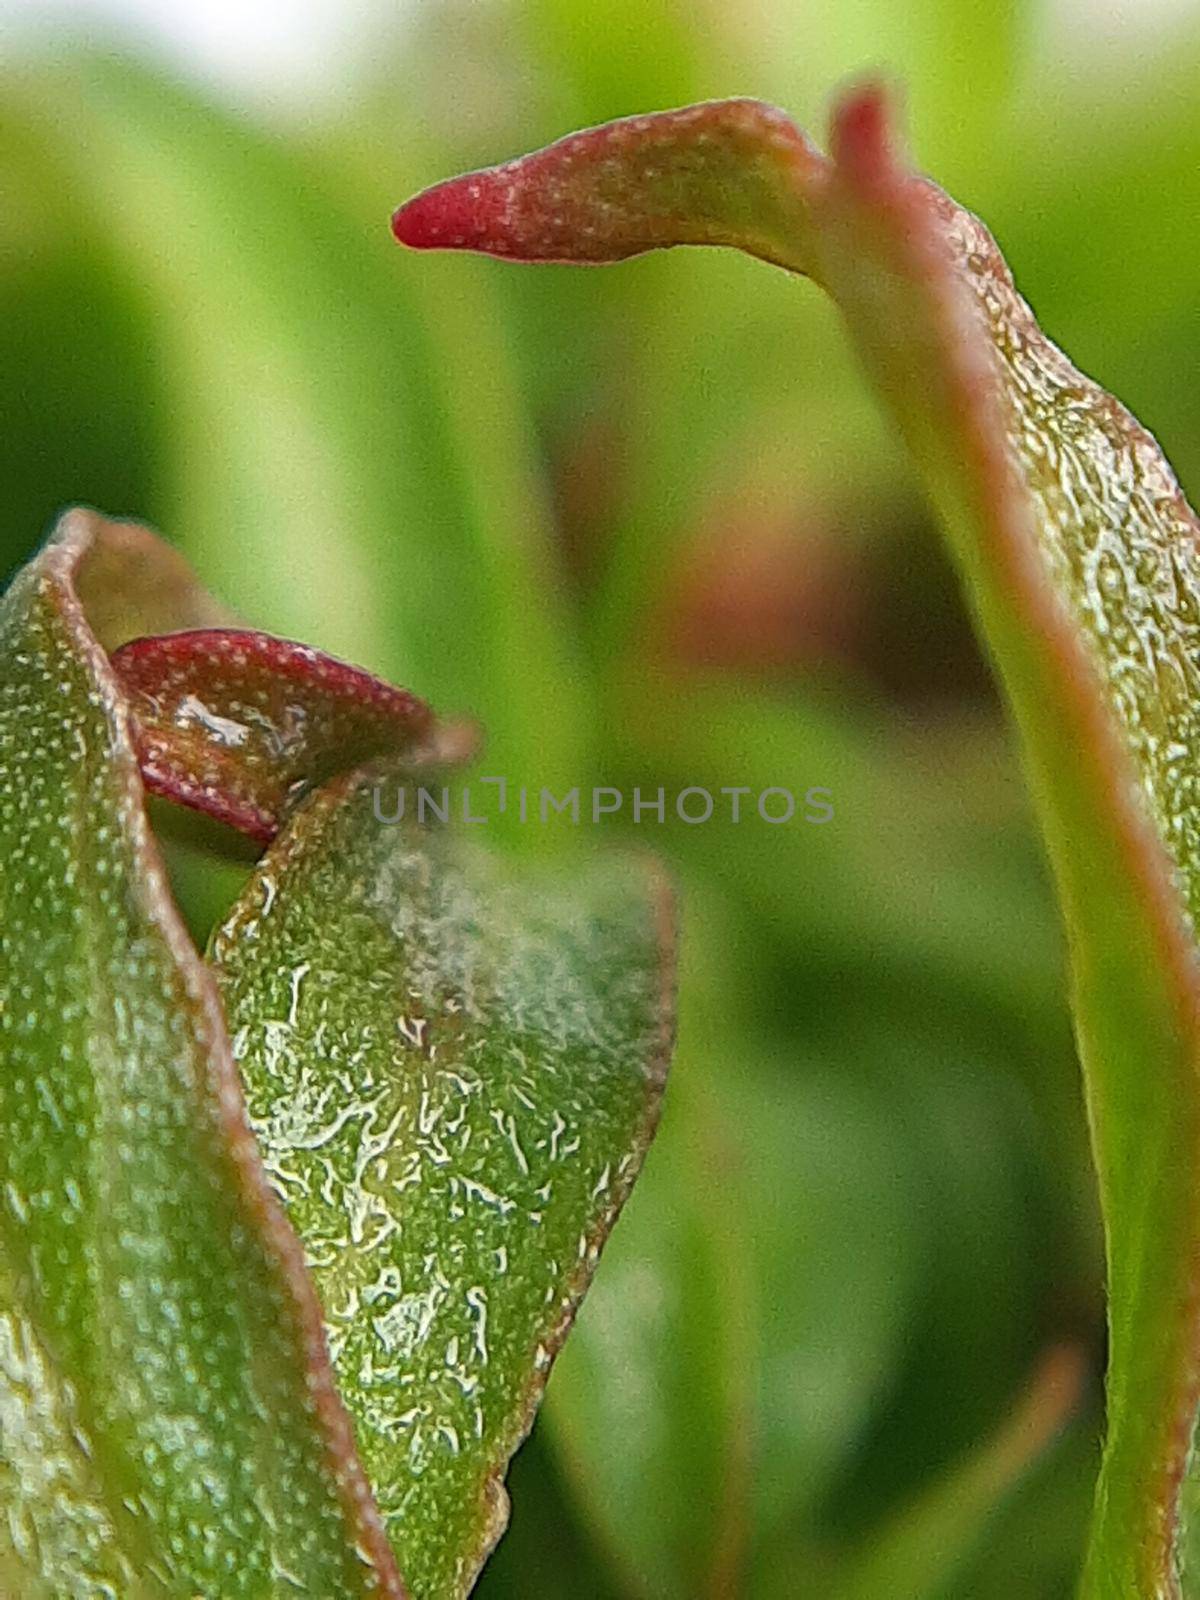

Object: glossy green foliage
[0,513,400,1597]
[9,5,1200,1594]
[392,83,1200,1596]
[0,509,673,1596]
[210,781,671,1596]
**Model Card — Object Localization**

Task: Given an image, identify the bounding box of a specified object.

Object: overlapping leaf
[209,778,673,1596]
[0,509,402,1597]
[111,630,435,844]
[0,508,674,1596]
[393,88,1200,1595]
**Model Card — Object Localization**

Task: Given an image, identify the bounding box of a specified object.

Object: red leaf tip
[829,81,904,195]
[111,629,437,844]
[392,171,515,254]
[390,99,824,269]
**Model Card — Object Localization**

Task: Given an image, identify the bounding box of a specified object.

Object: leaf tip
[111,629,438,845]
[829,79,905,194]
[391,98,825,269]
[391,173,504,254]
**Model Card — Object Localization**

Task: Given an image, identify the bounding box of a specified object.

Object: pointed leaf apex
[829,81,904,193]
[391,98,825,272]
[391,170,511,254]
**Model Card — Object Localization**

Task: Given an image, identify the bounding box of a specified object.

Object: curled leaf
[0,509,402,1597]
[395,89,1200,1596]
[112,630,435,844]
[1,506,675,1598]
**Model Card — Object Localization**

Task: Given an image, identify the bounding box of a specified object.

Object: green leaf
[543,981,757,1599]
[0,509,402,1596]
[547,866,1066,1593]
[830,1345,1084,1600]
[545,903,924,1596]
[0,506,673,1596]
[207,780,673,1598]
[393,87,1200,1594]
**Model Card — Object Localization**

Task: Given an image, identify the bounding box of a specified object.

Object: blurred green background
[5,0,1200,1593]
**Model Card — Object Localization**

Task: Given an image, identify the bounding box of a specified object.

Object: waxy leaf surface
[0,507,675,1598]
[395,91,1200,1596]
[0,510,401,1597]
[208,779,674,1598]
